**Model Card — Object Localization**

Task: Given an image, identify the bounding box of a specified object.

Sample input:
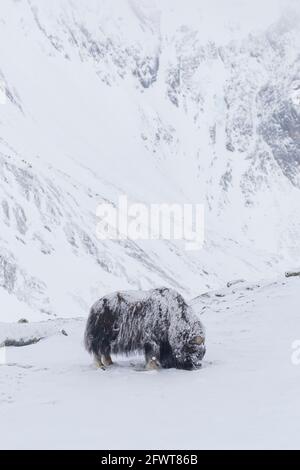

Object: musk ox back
[84,287,206,370]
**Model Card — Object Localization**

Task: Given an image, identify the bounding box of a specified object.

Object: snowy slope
[1,0,300,319]
[1,274,299,450]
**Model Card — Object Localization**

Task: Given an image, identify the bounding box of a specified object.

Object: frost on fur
[84,287,206,370]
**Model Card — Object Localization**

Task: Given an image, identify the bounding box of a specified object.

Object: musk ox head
[173,321,206,370]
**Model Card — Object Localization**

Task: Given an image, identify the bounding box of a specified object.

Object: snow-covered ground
[1,0,300,451]
[1,274,299,450]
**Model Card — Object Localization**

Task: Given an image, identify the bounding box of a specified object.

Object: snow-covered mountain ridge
[1,0,300,319]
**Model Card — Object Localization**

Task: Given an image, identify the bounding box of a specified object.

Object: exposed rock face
[285,270,300,278]
[0,0,300,319]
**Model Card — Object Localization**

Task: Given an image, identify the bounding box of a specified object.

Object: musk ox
[84,287,206,370]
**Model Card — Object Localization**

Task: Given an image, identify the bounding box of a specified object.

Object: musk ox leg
[101,354,113,367]
[144,343,161,370]
[160,340,176,369]
[93,354,105,369]
[146,357,160,370]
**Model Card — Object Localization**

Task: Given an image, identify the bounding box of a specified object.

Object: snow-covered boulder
[285,270,300,278]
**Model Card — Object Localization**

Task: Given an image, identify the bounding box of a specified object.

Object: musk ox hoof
[93,355,106,370]
[101,355,114,367]
[145,356,160,370]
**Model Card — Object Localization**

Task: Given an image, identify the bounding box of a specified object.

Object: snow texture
[1,276,300,449]
[0,0,300,318]
[1,0,300,450]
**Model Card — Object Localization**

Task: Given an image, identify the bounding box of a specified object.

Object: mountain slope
[0,0,300,319]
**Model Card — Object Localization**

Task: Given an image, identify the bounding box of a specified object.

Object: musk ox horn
[192,336,205,345]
